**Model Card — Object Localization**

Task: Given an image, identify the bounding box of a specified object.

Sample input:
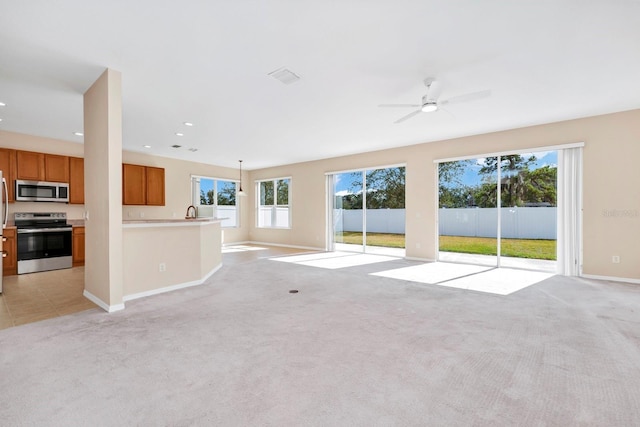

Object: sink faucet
[186,205,197,218]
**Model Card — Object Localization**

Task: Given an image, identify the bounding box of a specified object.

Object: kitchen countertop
[122,218,226,228]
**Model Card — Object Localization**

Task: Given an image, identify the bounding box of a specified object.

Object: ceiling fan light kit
[380,77,490,123]
[421,102,438,113]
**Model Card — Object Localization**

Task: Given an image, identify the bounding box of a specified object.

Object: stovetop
[14,212,69,228]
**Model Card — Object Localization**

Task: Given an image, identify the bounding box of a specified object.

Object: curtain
[557,147,583,276]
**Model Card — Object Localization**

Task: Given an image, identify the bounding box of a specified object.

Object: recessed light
[183,122,193,126]
[171,144,182,148]
[175,132,184,137]
[0,118,3,122]
[0,102,5,107]
[143,145,151,148]
[74,132,84,136]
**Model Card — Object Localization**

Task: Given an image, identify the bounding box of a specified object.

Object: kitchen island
[122,218,224,301]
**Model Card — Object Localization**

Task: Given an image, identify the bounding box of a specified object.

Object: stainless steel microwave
[15,180,69,203]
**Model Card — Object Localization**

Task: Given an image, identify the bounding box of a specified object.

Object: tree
[439,160,473,208]
[472,155,557,207]
[521,165,557,206]
[200,189,214,205]
[344,167,405,209]
[217,182,236,206]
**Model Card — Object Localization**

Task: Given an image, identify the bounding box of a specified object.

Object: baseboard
[404,256,436,262]
[247,241,325,251]
[581,274,640,285]
[123,262,223,302]
[223,240,250,247]
[83,290,125,313]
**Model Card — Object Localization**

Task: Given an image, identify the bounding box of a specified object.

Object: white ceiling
[1,1,639,170]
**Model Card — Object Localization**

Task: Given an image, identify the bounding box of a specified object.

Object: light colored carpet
[1,253,640,426]
[371,263,554,295]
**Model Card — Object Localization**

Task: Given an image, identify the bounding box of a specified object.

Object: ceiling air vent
[268,67,300,84]
[171,144,182,148]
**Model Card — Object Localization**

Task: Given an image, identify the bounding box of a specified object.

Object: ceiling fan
[379,78,491,123]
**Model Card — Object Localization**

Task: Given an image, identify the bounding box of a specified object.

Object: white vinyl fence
[335,209,405,234]
[336,207,557,239]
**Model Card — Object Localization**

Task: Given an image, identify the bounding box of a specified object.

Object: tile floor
[0,267,97,330]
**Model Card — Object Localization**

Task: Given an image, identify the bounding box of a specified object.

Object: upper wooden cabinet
[123,163,165,206]
[145,166,165,206]
[16,150,69,183]
[44,154,70,182]
[16,150,44,181]
[69,157,84,204]
[0,148,16,202]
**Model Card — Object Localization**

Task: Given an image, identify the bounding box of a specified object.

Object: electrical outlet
[159,263,166,272]
[612,256,620,264]
[128,211,133,218]
[140,212,145,218]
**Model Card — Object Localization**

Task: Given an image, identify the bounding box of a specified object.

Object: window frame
[256,176,292,229]
[190,175,240,228]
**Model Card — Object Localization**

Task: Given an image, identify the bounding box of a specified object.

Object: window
[191,176,238,227]
[257,177,291,228]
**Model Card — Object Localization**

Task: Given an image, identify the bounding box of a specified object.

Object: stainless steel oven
[15,213,73,274]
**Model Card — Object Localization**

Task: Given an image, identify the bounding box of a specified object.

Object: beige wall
[3,108,639,281]
[83,69,124,309]
[249,109,640,281]
[121,151,249,243]
[122,222,222,297]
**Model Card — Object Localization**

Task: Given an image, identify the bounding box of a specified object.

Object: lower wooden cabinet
[2,227,17,276]
[72,226,85,267]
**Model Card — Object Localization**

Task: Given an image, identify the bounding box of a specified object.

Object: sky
[459,150,557,186]
[332,151,557,196]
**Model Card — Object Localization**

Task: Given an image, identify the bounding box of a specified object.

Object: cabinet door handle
[2,251,7,258]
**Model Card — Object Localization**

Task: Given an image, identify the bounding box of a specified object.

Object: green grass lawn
[336,232,556,260]
[439,235,557,260]
[337,232,406,248]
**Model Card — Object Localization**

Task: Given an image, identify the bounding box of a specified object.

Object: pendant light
[238,160,247,196]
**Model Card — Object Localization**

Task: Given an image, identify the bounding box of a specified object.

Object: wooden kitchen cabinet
[72,226,85,267]
[16,150,69,183]
[69,157,84,204]
[123,163,165,206]
[2,227,17,276]
[145,166,165,206]
[44,154,70,182]
[123,163,147,205]
[16,150,44,181]
[0,148,16,202]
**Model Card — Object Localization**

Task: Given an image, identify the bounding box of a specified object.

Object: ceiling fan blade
[440,89,491,106]
[426,80,443,101]
[378,104,421,108]
[394,110,422,124]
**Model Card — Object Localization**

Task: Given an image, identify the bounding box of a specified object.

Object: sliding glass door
[330,166,405,256]
[438,158,498,267]
[438,150,558,271]
[333,172,364,252]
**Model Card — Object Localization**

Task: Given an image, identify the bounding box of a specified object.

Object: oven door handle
[17,227,73,233]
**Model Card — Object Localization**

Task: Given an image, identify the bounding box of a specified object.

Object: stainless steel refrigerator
[0,170,7,293]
